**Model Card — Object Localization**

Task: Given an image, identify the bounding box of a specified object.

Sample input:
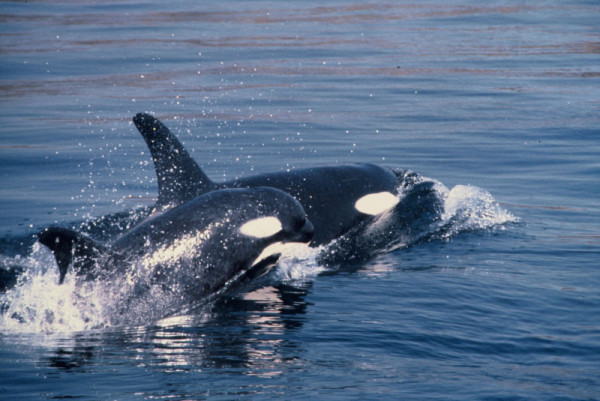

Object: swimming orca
[38,187,314,304]
[133,113,418,246]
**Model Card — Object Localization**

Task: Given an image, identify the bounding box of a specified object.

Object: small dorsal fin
[37,227,108,284]
[133,113,215,210]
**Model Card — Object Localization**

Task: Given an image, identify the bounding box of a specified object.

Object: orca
[133,113,420,246]
[38,187,314,305]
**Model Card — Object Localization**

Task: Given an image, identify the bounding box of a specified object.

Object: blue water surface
[1,1,599,400]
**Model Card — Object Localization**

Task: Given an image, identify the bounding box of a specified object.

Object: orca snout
[291,218,314,244]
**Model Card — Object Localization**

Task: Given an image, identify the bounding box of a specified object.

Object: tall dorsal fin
[133,113,215,210]
[37,227,109,284]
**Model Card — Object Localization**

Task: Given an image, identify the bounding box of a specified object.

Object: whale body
[38,187,314,306]
[133,113,435,247]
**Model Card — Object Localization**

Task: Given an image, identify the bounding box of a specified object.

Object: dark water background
[1,1,599,399]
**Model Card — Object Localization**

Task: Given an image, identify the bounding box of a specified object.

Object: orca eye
[240,216,283,238]
[354,191,399,215]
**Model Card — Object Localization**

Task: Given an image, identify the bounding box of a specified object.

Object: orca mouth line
[206,253,282,303]
[247,254,281,280]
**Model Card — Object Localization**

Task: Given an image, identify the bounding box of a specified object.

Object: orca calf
[38,187,314,305]
[133,113,424,246]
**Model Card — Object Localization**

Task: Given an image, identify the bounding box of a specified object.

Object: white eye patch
[239,216,283,238]
[354,191,399,215]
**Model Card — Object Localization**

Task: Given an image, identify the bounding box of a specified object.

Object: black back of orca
[133,113,400,245]
[228,164,398,245]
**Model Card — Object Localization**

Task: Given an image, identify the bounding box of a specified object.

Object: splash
[396,171,517,237]
[0,240,205,332]
[0,243,108,332]
[440,184,518,236]
[271,243,325,282]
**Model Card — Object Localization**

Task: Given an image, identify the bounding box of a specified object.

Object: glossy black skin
[133,113,401,246]
[228,164,398,245]
[39,188,314,300]
[115,187,313,298]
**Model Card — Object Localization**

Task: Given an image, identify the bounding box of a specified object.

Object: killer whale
[38,187,314,305]
[133,113,421,246]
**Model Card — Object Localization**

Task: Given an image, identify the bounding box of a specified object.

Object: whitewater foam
[441,184,518,235]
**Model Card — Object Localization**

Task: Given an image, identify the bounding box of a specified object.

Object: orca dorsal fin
[133,113,216,210]
[38,227,109,284]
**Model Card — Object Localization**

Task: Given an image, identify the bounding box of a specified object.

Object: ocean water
[1,0,599,400]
